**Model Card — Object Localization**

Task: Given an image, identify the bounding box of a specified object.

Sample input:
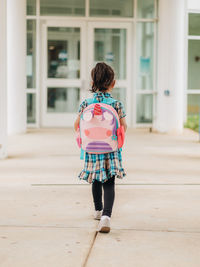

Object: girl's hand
[120,117,127,132]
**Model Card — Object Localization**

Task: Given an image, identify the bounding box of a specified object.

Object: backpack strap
[80,147,84,160]
[86,95,117,105]
[102,97,116,105]
[86,97,98,105]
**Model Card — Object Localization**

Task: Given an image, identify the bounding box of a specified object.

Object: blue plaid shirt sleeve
[114,101,126,119]
[78,100,88,115]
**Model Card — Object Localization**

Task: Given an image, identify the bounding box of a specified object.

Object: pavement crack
[0,225,200,234]
[82,230,98,267]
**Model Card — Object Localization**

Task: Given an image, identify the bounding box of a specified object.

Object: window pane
[112,88,126,108]
[137,0,155,18]
[94,29,126,79]
[27,0,36,15]
[48,27,80,79]
[189,14,200,36]
[137,23,154,90]
[188,40,200,90]
[27,20,36,88]
[137,94,153,123]
[27,93,36,123]
[47,87,80,113]
[40,0,85,16]
[187,94,200,132]
[90,0,133,17]
[187,95,200,115]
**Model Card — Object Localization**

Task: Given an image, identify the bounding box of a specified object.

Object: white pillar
[0,0,7,159]
[154,0,187,133]
[7,0,27,135]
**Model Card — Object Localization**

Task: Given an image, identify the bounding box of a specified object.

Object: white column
[7,0,27,135]
[0,0,7,159]
[154,0,187,133]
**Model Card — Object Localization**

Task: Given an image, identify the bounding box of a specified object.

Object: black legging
[92,176,115,217]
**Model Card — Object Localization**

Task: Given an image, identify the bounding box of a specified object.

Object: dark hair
[91,62,115,93]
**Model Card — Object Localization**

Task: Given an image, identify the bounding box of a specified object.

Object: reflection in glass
[47,87,80,113]
[137,23,154,90]
[27,20,36,88]
[137,94,153,123]
[94,29,126,79]
[189,14,200,36]
[188,40,200,89]
[137,0,155,18]
[27,93,36,123]
[48,27,80,79]
[187,95,200,115]
[90,0,133,17]
[112,88,126,108]
[40,0,85,16]
[27,0,36,15]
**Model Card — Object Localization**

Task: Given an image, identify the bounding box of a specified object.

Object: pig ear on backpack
[83,110,93,121]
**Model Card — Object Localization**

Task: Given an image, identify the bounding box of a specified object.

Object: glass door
[88,22,132,125]
[41,20,86,127]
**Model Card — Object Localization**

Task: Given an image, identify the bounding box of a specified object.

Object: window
[94,29,126,79]
[137,22,154,90]
[136,22,155,124]
[40,0,85,16]
[90,0,133,17]
[27,94,36,123]
[188,40,200,90]
[137,94,153,123]
[27,0,36,15]
[189,13,200,36]
[137,0,155,19]
[27,20,36,89]
[187,13,200,131]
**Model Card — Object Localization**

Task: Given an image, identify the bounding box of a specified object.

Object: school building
[0,0,200,158]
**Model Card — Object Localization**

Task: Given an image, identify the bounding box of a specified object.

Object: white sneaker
[97,215,111,233]
[94,210,103,220]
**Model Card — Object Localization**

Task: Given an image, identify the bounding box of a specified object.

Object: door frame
[40,19,87,127]
[88,21,132,126]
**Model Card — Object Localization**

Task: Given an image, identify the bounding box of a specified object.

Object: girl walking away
[74,62,127,233]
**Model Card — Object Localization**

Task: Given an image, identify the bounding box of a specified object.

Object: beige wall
[188,0,200,10]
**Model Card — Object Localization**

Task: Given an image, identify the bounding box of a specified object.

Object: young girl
[74,62,127,233]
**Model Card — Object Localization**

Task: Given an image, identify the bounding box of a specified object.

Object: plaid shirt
[78,92,126,184]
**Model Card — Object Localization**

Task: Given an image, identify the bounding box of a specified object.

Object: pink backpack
[76,95,125,159]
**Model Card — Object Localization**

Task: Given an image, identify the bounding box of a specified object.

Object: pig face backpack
[76,95,125,159]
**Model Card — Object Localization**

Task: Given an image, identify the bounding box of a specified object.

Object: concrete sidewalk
[0,128,200,266]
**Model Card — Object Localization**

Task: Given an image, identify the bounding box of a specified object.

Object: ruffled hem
[78,168,126,184]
